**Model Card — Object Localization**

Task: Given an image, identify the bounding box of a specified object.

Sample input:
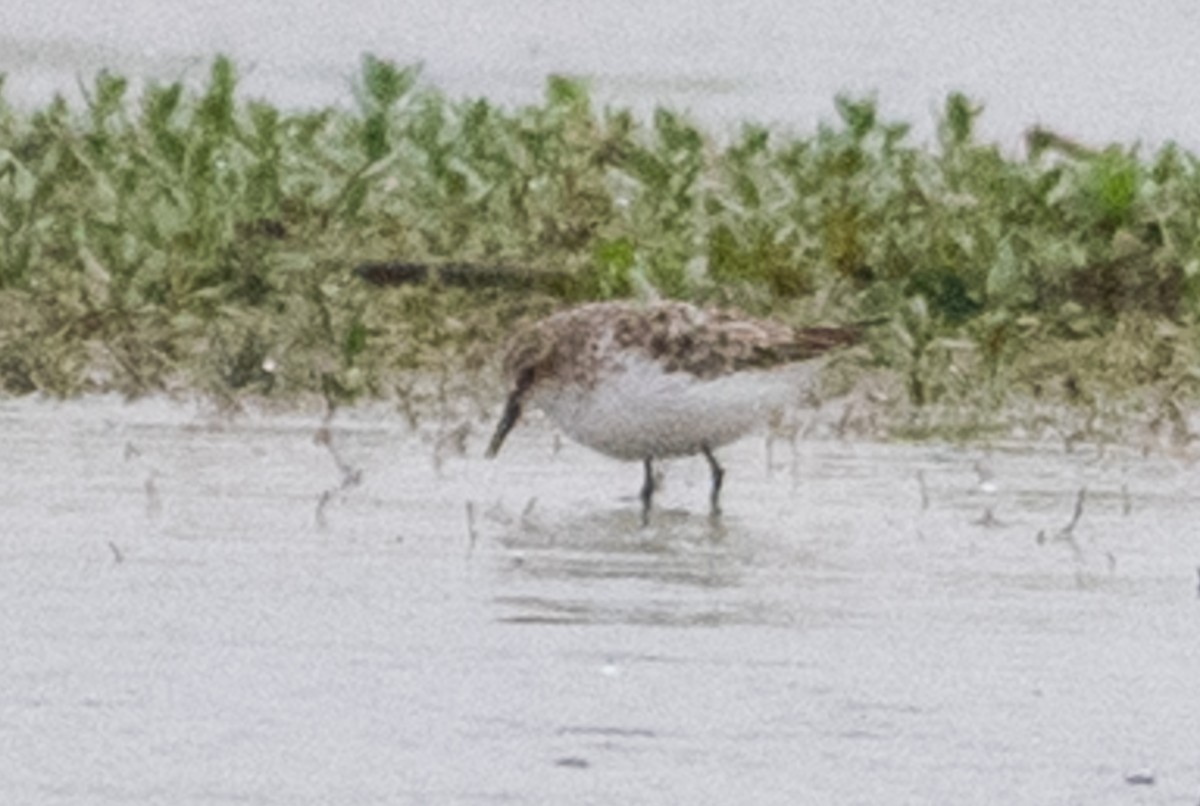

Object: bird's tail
[780,316,888,361]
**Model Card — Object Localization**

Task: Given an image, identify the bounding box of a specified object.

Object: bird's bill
[485,390,523,458]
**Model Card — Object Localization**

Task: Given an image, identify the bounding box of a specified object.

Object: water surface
[3,1,1200,150]
[2,396,1198,804]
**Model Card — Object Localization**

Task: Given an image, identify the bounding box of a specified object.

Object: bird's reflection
[487,505,795,627]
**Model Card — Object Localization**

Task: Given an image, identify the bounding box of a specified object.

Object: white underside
[532,353,822,461]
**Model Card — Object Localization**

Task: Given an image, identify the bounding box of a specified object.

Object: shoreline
[2,56,1198,445]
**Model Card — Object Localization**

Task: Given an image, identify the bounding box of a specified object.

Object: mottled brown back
[506,300,871,388]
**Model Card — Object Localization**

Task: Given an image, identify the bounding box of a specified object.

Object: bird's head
[485,330,554,458]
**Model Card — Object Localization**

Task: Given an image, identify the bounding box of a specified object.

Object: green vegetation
[1,55,1198,441]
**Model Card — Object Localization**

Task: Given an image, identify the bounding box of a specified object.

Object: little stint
[486,300,873,522]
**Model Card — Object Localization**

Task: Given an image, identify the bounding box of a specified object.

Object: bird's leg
[701,445,724,517]
[640,457,655,526]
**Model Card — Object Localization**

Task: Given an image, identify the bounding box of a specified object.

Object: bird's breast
[531,353,818,460]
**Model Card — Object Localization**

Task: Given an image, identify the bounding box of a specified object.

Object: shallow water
[2,396,1198,804]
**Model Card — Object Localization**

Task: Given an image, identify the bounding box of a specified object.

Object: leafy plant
[1,56,1198,438]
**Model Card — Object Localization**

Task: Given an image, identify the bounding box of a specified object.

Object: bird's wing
[623,304,870,378]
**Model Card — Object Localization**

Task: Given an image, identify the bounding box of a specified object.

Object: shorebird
[485,300,874,522]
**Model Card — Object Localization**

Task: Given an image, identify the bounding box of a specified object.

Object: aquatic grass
[2,56,1200,442]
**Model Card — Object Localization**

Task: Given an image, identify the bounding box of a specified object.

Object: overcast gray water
[4,1,1200,150]
[2,396,1198,804]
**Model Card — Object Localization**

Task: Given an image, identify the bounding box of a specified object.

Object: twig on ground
[313,416,364,528]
